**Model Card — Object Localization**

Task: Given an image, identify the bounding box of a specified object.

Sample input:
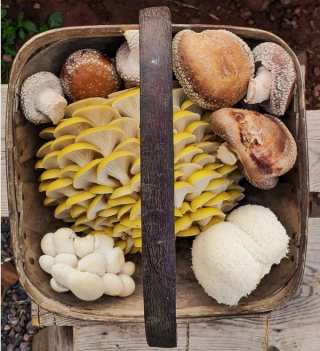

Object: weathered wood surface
[30,218,320,350]
[140,7,176,348]
[1,85,8,217]
[32,326,73,351]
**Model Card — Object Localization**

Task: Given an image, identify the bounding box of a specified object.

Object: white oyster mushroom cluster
[192,205,289,306]
[39,228,135,301]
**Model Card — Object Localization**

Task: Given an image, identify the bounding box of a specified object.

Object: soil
[2,0,320,109]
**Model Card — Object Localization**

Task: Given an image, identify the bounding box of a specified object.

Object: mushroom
[52,228,77,255]
[101,273,124,296]
[54,253,78,268]
[105,247,125,274]
[94,233,114,255]
[40,233,56,257]
[21,72,67,125]
[217,143,238,165]
[172,30,254,110]
[192,205,289,305]
[118,274,135,297]
[51,263,105,301]
[245,42,296,116]
[50,278,69,293]
[78,253,107,276]
[57,143,102,168]
[210,108,297,190]
[74,234,94,258]
[116,30,140,87]
[119,261,135,276]
[60,49,121,102]
[39,255,55,274]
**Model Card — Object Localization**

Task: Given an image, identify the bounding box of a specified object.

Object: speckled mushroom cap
[172,29,255,110]
[21,71,64,124]
[60,49,121,102]
[210,108,297,190]
[252,42,296,116]
[116,30,140,86]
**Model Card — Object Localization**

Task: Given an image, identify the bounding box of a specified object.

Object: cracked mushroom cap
[251,42,296,116]
[210,108,297,190]
[116,30,140,86]
[172,29,254,110]
[60,49,121,102]
[21,71,66,124]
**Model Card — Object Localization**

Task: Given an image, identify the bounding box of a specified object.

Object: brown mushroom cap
[210,108,297,190]
[252,42,296,116]
[172,29,254,110]
[60,49,121,102]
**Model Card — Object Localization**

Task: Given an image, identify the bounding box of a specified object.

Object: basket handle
[139,6,177,348]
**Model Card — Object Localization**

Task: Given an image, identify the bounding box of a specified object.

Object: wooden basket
[6,7,308,345]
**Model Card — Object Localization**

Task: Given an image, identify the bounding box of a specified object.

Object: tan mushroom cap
[210,108,297,190]
[172,29,254,110]
[252,42,296,116]
[60,49,121,102]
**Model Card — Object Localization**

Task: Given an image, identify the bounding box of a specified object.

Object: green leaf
[18,28,26,40]
[3,26,17,34]
[2,46,17,56]
[48,12,63,29]
[17,12,24,25]
[39,23,49,33]
[1,9,7,19]
[3,19,14,26]
[6,32,16,46]
[22,21,37,34]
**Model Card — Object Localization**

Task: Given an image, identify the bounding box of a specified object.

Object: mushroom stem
[217,143,238,165]
[35,87,67,124]
[246,66,272,104]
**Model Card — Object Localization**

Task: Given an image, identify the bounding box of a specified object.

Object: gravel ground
[1,220,38,351]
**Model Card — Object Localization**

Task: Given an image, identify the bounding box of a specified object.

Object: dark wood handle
[139,6,177,348]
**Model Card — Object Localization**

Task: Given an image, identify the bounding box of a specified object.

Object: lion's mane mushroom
[172,29,254,110]
[60,49,121,102]
[116,30,140,87]
[210,108,297,190]
[192,204,289,306]
[21,72,67,125]
[245,42,296,116]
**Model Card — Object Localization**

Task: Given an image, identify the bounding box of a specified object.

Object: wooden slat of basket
[139,7,176,348]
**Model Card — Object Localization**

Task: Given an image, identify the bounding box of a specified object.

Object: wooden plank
[139,7,176,348]
[32,326,73,351]
[73,324,187,351]
[309,140,320,193]
[188,317,267,351]
[268,218,320,351]
[1,85,8,217]
[307,110,320,141]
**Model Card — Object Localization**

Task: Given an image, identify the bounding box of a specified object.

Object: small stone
[291,20,298,29]
[314,84,320,91]
[270,14,275,21]
[22,335,29,343]
[7,317,19,325]
[248,19,255,25]
[241,11,252,20]
[11,293,18,302]
[6,345,13,351]
[294,7,301,15]
[2,54,12,63]
[20,343,29,351]
[33,3,41,9]
[12,335,22,348]
[4,324,11,331]
[26,322,32,332]
[314,90,320,98]
[314,67,320,77]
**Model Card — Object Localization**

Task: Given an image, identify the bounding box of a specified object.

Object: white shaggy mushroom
[102,273,124,296]
[78,253,107,276]
[21,72,67,124]
[192,205,289,306]
[116,30,140,86]
[39,255,55,274]
[50,278,69,293]
[40,233,56,257]
[52,228,77,255]
[118,274,135,297]
[105,247,125,274]
[119,261,135,276]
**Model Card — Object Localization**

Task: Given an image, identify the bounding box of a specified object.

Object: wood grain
[306,110,320,141]
[73,324,187,351]
[32,326,73,351]
[308,140,320,193]
[139,7,176,347]
[268,218,320,351]
[1,85,8,217]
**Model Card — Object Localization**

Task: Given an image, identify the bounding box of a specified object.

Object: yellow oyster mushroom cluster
[36,87,246,253]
